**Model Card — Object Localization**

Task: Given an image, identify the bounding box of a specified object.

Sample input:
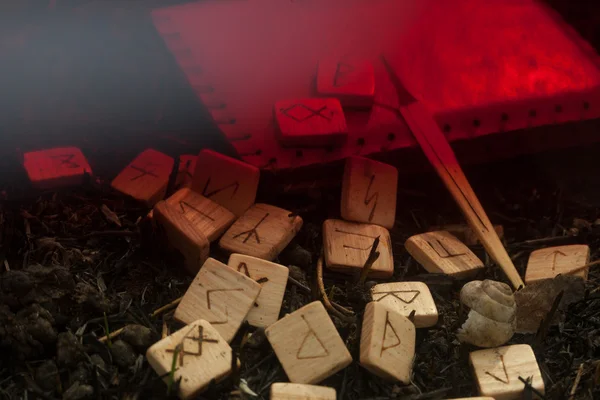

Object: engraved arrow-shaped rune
[202,177,240,198]
[364,175,379,222]
[547,250,567,271]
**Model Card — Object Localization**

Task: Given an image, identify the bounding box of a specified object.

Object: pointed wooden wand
[381,55,524,290]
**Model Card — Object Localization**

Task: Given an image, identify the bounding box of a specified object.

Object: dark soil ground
[0,142,599,400]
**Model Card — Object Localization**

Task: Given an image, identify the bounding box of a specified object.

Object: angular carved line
[372,290,420,304]
[485,353,509,384]
[50,154,79,168]
[206,288,243,309]
[364,174,378,222]
[333,62,354,87]
[380,311,401,356]
[179,200,215,221]
[296,315,329,360]
[129,164,159,181]
[426,238,466,259]
[232,213,270,244]
[334,228,378,239]
[202,177,240,198]
[166,325,219,366]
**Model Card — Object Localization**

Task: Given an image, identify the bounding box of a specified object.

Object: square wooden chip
[146,319,232,399]
[190,149,260,217]
[227,254,289,328]
[341,156,398,229]
[360,302,415,384]
[405,231,484,278]
[316,58,375,108]
[23,147,92,189]
[153,201,209,274]
[469,344,544,399]
[370,282,438,328]
[174,258,262,342]
[265,301,352,384]
[270,383,336,400]
[524,244,590,284]
[111,149,174,206]
[274,98,348,147]
[165,188,236,242]
[219,203,303,261]
[323,219,393,278]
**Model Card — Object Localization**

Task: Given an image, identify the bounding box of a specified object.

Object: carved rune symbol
[335,228,378,251]
[237,262,251,278]
[179,200,215,221]
[280,104,332,123]
[206,288,244,310]
[426,238,466,259]
[364,175,378,222]
[179,159,193,178]
[333,62,354,87]
[547,250,567,272]
[165,325,219,366]
[372,290,420,304]
[202,177,240,199]
[485,352,510,384]
[380,311,401,356]
[232,213,269,244]
[51,154,80,169]
[296,315,329,360]
[129,163,159,181]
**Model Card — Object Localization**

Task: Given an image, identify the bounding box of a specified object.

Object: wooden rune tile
[23,147,92,189]
[146,319,232,399]
[316,58,375,109]
[111,149,174,206]
[405,231,484,278]
[190,149,260,217]
[153,201,210,275]
[165,188,236,242]
[360,302,415,384]
[265,301,352,384]
[469,344,544,400]
[429,223,504,246]
[323,219,393,279]
[274,98,348,147]
[341,156,398,229]
[174,258,261,342]
[524,244,590,284]
[270,383,336,400]
[176,154,196,189]
[227,254,289,328]
[370,282,438,328]
[219,204,303,261]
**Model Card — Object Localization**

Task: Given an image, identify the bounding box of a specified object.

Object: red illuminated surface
[23,147,92,189]
[152,0,600,170]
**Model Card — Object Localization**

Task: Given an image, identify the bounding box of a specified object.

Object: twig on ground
[357,236,380,285]
[569,363,585,400]
[316,255,355,322]
[151,297,183,318]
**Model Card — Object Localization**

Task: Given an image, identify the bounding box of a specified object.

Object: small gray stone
[35,360,58,392]
[110,340,137,368]
[56,332,85,367]
[120,324,154,351]
[63,382,94,400]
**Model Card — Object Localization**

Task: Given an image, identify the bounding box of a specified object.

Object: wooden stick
[398,103,524,289]
[98,327,124,343]
[380,55,524,289]
[151,297,183,318]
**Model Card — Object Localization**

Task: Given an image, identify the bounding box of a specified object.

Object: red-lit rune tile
[23,147,92,189]
[317,59,375,109]
[274,98,348,147]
